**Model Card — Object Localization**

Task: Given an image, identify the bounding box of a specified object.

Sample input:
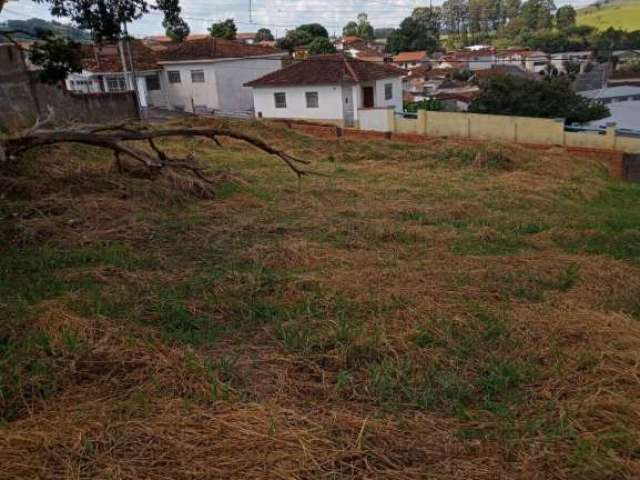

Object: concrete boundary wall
[357,108,640,154]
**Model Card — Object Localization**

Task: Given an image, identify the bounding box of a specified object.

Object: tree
[209,19,237,40]
[343,21,358,37]
[307,37,337,55]
[555,5,576,30]
[28,32,83,83]
[159,0,189,42]
[469,0,490,35]
[387,7,440,53]
[276,29,314,51]
[442,0,468,37]
[31,0,188,43]
[297,23,329,39]
[255,28,274,42]
[355,13,374,40]
[503,0,522,23]
[469,75,609,123]
[520,0,556,31]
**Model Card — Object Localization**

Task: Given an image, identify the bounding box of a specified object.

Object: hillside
[2,118,640,479]
[0,18,91,41]
[577,0,640,31]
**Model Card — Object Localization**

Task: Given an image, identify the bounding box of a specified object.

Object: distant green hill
[0,18,91,41]
[577,0,640,31]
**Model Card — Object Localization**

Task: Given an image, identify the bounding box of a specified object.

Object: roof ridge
[343,57,359,83]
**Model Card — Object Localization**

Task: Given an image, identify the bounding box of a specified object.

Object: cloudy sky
[0,0,593,37]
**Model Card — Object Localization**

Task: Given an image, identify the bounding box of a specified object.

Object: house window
[168,70,181,84]
[274,92,287,108]
[191,70,205,83]
[384,83,393,100]
[106,76,127,92]
[145,74,160,91]
[305,91,319,108]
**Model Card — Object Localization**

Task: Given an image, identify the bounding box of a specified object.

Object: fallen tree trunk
[1,119,313,191]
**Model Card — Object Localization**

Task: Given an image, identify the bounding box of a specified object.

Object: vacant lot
[578,0,640,31]
[2,118,640,479]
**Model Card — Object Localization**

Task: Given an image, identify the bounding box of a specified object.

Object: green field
[578,0,640,31]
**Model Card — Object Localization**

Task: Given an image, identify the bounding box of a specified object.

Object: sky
[0,0,593,38]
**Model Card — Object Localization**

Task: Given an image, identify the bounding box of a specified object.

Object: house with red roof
[245,54,405,127]
[65,37,288,114]
[156,37,287,113]
[393,51,430,70]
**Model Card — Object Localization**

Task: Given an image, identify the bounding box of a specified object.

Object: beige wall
[369,110,640,154]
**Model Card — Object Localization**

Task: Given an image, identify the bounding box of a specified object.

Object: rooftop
[157,37,285,62]
[581,85,640,99]
[245,54,405,87]
[393,51,428,63]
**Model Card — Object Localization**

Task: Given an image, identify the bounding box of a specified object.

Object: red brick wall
[342,128,391,140]
[289,122,339,139]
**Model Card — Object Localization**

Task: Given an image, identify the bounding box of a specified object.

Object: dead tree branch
[1,122,317,190]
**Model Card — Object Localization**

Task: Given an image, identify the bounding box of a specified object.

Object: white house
[156,37,288,113]
[65,38,288,114]
[245,54,405,127]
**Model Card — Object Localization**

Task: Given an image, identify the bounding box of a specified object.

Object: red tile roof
[145,34,210,43]
[245,54,405,87]
[393,51,428,63]
[81,41,161,73]
[158,37,285,62]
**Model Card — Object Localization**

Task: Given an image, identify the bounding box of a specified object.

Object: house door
[363,86,374,108]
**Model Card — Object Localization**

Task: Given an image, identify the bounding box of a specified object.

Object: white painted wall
[211,57,284,112]
[253,84,344,121]
[374,77,403,113]
[160,55,284,113]
[359,108,394,132]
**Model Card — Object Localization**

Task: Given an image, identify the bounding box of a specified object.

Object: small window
[168,70,181,84]
[274,92,287,108]
[145,74,160,91]
[384,83,393,100]
[305,91,319,108]
[191,70,205,83]
[106,76,127,92]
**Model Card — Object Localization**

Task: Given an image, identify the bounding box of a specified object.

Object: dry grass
[1,118,640,479]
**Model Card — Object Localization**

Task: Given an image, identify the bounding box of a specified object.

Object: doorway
[363,86,374,108]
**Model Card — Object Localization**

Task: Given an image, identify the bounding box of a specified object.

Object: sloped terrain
[1,118,640,479]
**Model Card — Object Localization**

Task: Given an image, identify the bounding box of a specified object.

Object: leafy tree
[404,98,443,112]
[307,37,337,55]
[32,0,188,43]
[343,21,358,37]
[297,23,329,39]
[469,0,490,34]
[208,19,237,40]
[469,75,609,123]
[453,68,473,81]
[255,28,274,42]
[520,0,556,31]
[355,13,374,40]
[555,5,576,30]
[159,0,189,42]
[387,7,440,53]
[29,32,82,83]
[442,0,468,37]
[503,0,522,23]
[276,29,314,51]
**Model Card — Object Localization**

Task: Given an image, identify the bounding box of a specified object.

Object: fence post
[606,124,617,150]
[417,110,427,134]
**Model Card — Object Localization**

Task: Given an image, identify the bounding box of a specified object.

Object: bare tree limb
[2,121,319,193]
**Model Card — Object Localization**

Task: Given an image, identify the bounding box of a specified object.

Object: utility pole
[249,0,252,23]
[122,22,143,119]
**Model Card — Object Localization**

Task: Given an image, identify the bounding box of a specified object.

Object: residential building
[245,54,405,126]
[393,51,430,70]
[586,101,640,132]
[549,51,592,73]
[65,41,169,109]
[580,86,640,104]
[471,65,538,83]
[236,33,257,44]
[157,37,288,113]
[497,50,549,73]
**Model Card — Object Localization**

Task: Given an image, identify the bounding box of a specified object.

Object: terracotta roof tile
[158,37,285,62]
[81,41,160,73]
[393,51,428,63]
[245,54,405,87]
